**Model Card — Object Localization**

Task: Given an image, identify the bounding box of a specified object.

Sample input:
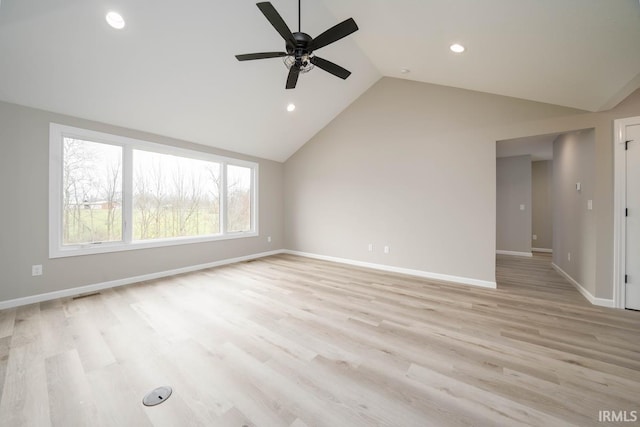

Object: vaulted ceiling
[1,1,639,161]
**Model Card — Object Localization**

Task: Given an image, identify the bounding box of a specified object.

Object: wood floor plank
[405,362,572,426]
[66,314,117,373]
[0,309,16,340]
[38,305,74,360]
[0,342,51,427]
[10,305,42,349]
[86,363,153,427]
[45,350,98,427]
[0,336,11,404]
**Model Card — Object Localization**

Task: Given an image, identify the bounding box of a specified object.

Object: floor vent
[143,386,172,406]
[72,292,101,300]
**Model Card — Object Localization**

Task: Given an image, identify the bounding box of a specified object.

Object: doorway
[496,129,597,302]
[496,133,558,257]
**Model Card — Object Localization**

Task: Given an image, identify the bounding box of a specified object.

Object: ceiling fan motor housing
[288,32,313,57]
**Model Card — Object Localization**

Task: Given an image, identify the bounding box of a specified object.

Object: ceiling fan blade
[309,18,358,51]
[257,2,297,48]
[310,56,351,80]
[236,52,288,61]
[286,66,300,89]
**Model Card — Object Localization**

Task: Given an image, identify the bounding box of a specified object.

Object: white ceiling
[322,0,640,112]
[0,0,380,162]
[1,1,639,162]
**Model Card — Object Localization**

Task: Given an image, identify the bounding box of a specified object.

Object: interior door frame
[613,116,640,309]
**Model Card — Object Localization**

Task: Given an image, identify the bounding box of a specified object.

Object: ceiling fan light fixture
[283,54,315,74]
[106,11,125,29]
[450,43,465,53]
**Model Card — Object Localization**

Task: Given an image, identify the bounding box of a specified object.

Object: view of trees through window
[226,165,252,232]
[63,138,122,245]
[133,150,221,240]
[61,136,254,247]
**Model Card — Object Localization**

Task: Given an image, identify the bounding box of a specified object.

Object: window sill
[49,231,259,259]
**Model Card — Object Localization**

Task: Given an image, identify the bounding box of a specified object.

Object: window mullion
[252,165,257,233]
[49,128,64,257]
[122,145,133,243]
[221,162,228,235]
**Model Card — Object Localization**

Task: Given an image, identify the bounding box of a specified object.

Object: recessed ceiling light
[106,11,125,29]
[400,68,410,74]
[287,103,296,112]
[450,43,465,53]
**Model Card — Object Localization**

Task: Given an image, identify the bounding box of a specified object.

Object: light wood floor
[0,253,639,426]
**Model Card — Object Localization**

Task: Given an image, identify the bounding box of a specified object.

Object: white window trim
[49,123,259,259]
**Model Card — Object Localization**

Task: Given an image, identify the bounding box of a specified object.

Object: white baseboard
[532,248,553,253]
[496,250,533,257]
[551,263,615,308]
[0,250,286,310]
[284,250,497,289]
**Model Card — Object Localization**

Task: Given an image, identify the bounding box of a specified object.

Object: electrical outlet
[267,236,272,243]
[368,243,373,252]
[520,204,525,211]
[532,234,537,240]
[384,246,390,254]
[32,265,43,276]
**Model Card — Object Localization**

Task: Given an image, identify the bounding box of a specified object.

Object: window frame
[49,123,259,258]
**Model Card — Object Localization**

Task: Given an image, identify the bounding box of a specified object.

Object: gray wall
[553,130,596,294]
[532,160,553,250]
[284,77,640,299]
[0,101,284,302]
[496,156,532,254]
[284,78,585,283]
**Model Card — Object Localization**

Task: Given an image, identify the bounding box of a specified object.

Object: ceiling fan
[235,1,359,89]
